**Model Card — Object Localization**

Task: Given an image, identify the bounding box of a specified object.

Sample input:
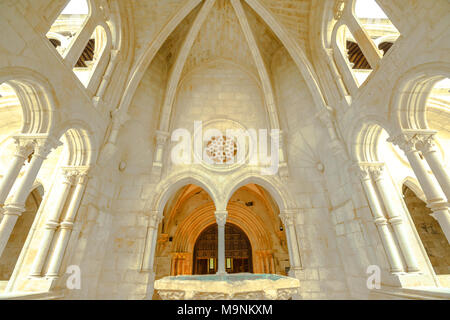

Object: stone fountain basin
[154,273,300,300]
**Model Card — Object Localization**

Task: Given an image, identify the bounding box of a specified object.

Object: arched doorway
[193,223,253,275]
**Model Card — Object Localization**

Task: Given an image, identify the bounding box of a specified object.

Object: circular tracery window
[206,135,237,164]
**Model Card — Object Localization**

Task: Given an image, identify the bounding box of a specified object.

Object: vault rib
[231,0,280,130]
[158,0,217,133]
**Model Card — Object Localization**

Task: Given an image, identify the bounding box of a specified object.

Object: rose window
[206,136,237,164]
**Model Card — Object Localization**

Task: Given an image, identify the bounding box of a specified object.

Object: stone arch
[348,115,394,162]
[223,172,296,212]
[172,202,271,254]
[55,121,97,166]
[169,200,281,275]
[389,62,450,131]
[402,176,427,203]
[0,67,58,135]
[149,170,220,215]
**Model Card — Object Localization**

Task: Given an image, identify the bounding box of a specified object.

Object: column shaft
[0,155,28,205]
[287,224,301,268]
[359,168,404,272]
[372,167,420,272]
[421,147,450,202]
[403,145,450,243]
[217,224,225,274]
[46,174,87,277]
[30,171,74,276]
[0,148,48,258]
[215,210,228,275]
[141,213,161,273]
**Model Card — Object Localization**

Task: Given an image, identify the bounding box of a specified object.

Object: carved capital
[155,130,170,146]
[414,132,438,155]
[111,109,130,129]
[334,0,347,20]
[387,134,417,154]
[61,169,78,185]
[12,134,61,160]
[352,164,370,181]
[148,212,162,228]
[35,136,62,159]
[12,137,35,159]
[279,210,296,227]
[214,210,228,226]
[369,165,385,181]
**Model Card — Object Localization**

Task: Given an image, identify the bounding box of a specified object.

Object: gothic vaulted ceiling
[130,0,313,82]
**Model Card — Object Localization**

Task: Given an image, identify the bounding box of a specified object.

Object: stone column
[215,210,228,275]
[93,49,119,106]
[151,131,170,179]
[389,133,450,243]
[30,168,77,277]
[142,212,162,272]
[370,165,420,272]
[271,130,288,178]
[0,137,59,258]
[279,210,302,273]
[0,137,34,207]
[415,132,450,202]
[357,164,404,272]
[46,170,89,277]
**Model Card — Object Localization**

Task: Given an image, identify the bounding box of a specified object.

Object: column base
[288,267,304,279]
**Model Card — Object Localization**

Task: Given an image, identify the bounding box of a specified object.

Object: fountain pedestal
[154,273,300,300]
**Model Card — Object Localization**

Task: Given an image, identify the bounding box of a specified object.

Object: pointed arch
[224,171,297,212]
[148,170,220,215]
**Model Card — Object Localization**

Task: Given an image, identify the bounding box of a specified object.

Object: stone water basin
[154,273,300,300]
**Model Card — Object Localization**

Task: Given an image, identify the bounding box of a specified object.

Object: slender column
[93,49,119,105]
[0,138,34,206]
[272,130,288,177]
[269,254,275,273]
[151,131,170,178]
[279,210,302,271]
[264,252,271,273]
[30,169,77,276]
[215,210,228,275]
[46,170,89,277]
[357,164,404,272]
[415,133,450,202]
[370,166,420,272]
[142,212,162,272]
[389,134,450,243]
[0,137,58,258]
